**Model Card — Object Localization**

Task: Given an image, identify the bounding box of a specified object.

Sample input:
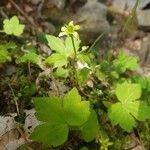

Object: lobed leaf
[30,123,68,147]
[3,16,24,36]
[45,53,68,68]
[80,110,98,142]
[63,88,90,126]
[46,35,66,53]
[109,82,150,132]
[33,97,65,123]
[116,82,141,102]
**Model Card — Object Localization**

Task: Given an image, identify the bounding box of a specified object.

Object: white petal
[75,25,80,30]
[58,32,66,37]
[73,32,79,38]
[61,27,66,32]
[69,21,74,26]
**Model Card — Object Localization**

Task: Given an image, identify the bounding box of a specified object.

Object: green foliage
[113,52,138,74]
[0,42,17,63]
[108,82,150,132]
[16,51,39,64]
[132,76,150,91]
[63,88,90,126]
[80,110,98,142]
[77,67,90,85]
[16,46,39,64]
[30,88,98,147]
[3,16,24,36]
[54,67,69,78]
[0,48,11,63]
[1,16,150,149]
[45,35,81,68]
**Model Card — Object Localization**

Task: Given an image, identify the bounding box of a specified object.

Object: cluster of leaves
[1,16,150,149]
[0,42,17,63]
[0,16,39,65]
[30,88,98,147]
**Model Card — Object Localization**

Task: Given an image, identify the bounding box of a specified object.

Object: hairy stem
[70,35,79,88]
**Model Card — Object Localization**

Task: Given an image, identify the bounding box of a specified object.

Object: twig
[88,32,106,51]
[8,84,20,115]
[28,62,31,80]
[0,7,8,18]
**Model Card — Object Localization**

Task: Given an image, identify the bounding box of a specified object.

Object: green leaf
[3,16,24,36]
[116,82,141,102]
[5,42,17,49]
[77,67,90,85]
[80,147,88,150]
[16,52,39,64]
[109,103,136,132]
[63,88,90,126]
[126,101,150,121]
[113,52,138,73]
[33,96,65,123]
[96,70,106,81]
[80,110,98,142]
[30,123,68,147]
[0,48,11,63]
[65,36,80,55]
[54,67,69,78]
[46,35,66,53]
[132,76,150,91]
[78,53,91,64]
[30,88,91,147]
[109,82,150,132]
[45,53,68,68]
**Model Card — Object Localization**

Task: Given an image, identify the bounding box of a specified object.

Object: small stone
[24,109,39,135]
[136,10,150,30]
[6,138,25,150]
[0,115,16,137]
[112,0,150,11]
[45,0,66,9]
[30,0,42,5]
[24,4,33,13]
[132,145,145,150]
[141,35,150,65]
[1,65,16,76]
[75,0,110,42]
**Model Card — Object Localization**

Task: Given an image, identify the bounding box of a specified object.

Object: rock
[112,0,150,11]
[0,114,16,137]
[29,0,42,5]
[24,109,39,136]
[3,64,16,76]
[132,145,145,150]
[141,35,150,65]
[75,0,110,42]
[0,114,23,150]
[6,138,25,150]
[0,110,41,150]
[44,0,66,9]
[136,10,150,30]
[43,0,110,42]
[41,21,56,33]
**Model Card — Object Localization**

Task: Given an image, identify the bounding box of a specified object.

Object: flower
[59,21,80,38]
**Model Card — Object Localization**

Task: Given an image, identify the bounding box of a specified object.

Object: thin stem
[28,62,31,80]
[88,32,106,51]
[8,84,20,115]
[70,35,77,57]
[70,35,79,88]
